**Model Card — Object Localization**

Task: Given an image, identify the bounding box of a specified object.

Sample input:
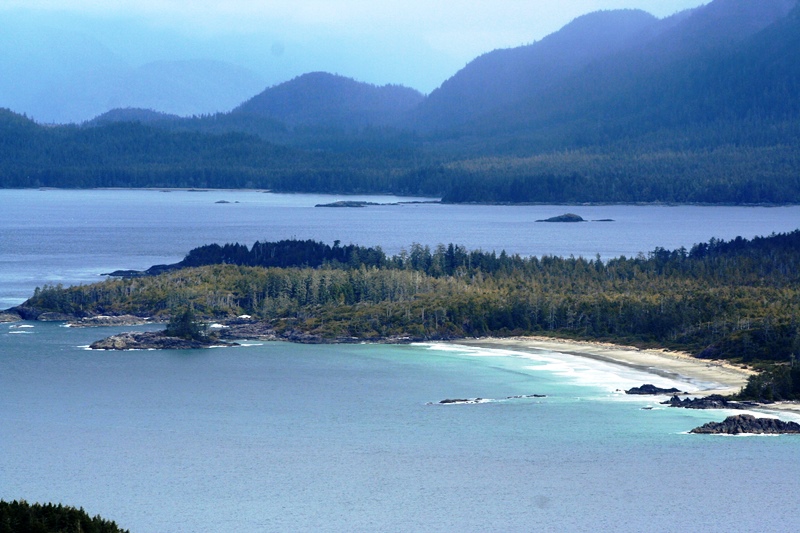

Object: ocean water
[2,189,800,308]
[3,322,800,532]
[3,190,800,532]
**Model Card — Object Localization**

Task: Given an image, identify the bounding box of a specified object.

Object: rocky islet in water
[690,414,800,435]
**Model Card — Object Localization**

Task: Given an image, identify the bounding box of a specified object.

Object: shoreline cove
[10,314,800,419]
[442,337,800,418]
[447,336,753,396]
[438,337,800,419]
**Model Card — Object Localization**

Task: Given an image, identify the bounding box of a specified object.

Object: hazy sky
[3,1,710,92]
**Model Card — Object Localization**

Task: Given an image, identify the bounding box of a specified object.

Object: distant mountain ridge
[3,0,800,205]
[411,9,661,130]
[435,0,799,142]
[86,0,799,142]
[232,72,425,129]
[89,108,181,125]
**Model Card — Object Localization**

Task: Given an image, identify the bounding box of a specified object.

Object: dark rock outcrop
[315,201,379,208]
[625,384,683,395]
[68,315,154,327]
[217,321,279,341]
[691,414,800,435]
[434,394,546,405]
[37,312,76,322]
[104,263,177,278]
[90,331,237,350]
[536,213,585,223]
[662,394,760,410]
[0,311,22,323]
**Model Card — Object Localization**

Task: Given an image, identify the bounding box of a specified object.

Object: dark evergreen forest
[0,500,128,533]
[2,107,800,203]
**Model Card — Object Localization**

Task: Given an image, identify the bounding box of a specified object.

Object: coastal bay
[6,324,800,532]
[4,191,800,531]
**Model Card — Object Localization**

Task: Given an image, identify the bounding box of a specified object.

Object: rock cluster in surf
[690,414,800,435]
[625,384,683,395]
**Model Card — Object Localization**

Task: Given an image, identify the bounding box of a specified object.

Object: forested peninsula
[12,231,800,401]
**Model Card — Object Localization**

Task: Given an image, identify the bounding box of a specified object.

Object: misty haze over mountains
[0,0,796,130]
[0,6,446,124]
[83,0,795,139]
[1,0,799,205]
[1,0,794,131]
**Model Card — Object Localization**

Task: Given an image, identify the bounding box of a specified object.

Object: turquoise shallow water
[3,322,800,532]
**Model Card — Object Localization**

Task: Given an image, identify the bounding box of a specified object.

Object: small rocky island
[625,384,683,395]
[90,331,238,350]
[690,414,800,435]
[661,394,761,410]
[536,213,585,223]
[89,308,240,350]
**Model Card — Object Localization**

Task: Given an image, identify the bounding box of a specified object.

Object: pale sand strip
[452,336,755,396]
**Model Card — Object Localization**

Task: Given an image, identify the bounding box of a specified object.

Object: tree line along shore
[10,231,800,402]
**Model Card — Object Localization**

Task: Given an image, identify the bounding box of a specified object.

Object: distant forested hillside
[0,109,438,194]
[233,72,425,129]
[2,0,800,204]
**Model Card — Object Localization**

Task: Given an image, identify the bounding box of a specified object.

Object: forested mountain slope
[456,0,798,143]
[411,9,660,130]
[232,72,424,129]
[2,0,800,204]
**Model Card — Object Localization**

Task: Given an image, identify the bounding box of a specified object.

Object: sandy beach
[452,336,755,396]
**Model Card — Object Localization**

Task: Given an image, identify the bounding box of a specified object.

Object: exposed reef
[0,311,21,323]
[536,213,585,223]
[315,200,380,208]
[433,394,546,405]
[68,315,155,327]
[625,384,683,395]
[90,331,238,350]
[690,414,800,434]
[85,316,432,350]
[315,200,439,208]
[661,394,761,410]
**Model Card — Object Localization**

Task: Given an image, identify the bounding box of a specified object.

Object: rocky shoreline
[0,311,22,323]
[9,310,800,431]
[90,331,239,350]
[78,315,430,350]
[661,394,762,410]
[68,315,156,327]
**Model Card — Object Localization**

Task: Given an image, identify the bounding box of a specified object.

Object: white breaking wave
[419,342,701,396]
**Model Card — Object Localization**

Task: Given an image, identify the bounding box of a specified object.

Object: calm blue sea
[2,191,800,532]
[2,189,800,307]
